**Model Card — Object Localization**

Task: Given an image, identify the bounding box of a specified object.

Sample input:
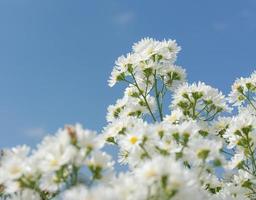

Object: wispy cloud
[212,7,256,32]
[113,11,135,26]
[212,21,228,32]
[240,9,254,19]
[24,127,47,139]
[240,9,256,30]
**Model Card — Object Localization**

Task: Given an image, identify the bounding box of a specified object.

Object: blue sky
[0,0,255,148]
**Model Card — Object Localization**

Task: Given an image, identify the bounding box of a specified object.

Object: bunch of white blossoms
[1,38,256,200]
[0,125,113,200]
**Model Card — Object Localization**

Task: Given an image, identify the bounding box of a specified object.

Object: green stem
[71,166,79,186]
[241,91,256,112]
[192,99,197,119]
[220,149,234,157]
[194,104,208,119]
[245,134,256,174]
[204,111,220,121]
[139,143,152,159]
[145,76,150,96]
[130,72,157,122]
[247,96,256,112]
[154,72,163,121]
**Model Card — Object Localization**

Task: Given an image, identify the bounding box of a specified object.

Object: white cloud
[212,8,256,32]
[240,9,256,30]
[24,127,46,138]
[113,11,135,26]
[212,21,228,32]
[240,9,254,19]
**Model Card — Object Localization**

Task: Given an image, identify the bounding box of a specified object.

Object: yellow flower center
[50,159,59,167]
[145,169,157,177]
[147,48,154,55]
[10,166,21,175]
[129,136,138,144]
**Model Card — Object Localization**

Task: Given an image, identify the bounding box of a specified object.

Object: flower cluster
[1,38,256,200]
[108,38,184,88]
[229,71,256,109]
[108,38,186,122]
[0,125,113,200]
[171,82,231,121]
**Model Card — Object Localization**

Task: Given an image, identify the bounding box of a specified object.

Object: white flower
[106,86,156,122]
[132,37,156,53]
[106,97,127,122]
[85,151,114,183]
[161,64,187,90]
[226,153,245,170]
[0,145,30,193]
[7,189,41,200]
[87,151,114,171]
[185,137,223,164]
[212,116,232,136]
[62,185,119,200]
[171,82,230,120]
[109,38,183,90]
[163,109,186,124]
[103,116,145,143]
[39,172,63,192]
[73,124,104,151]
[108,68,122,87]
[132,38,181,62]
[134,156,207,200]
[108,53,140,87]
[223,110,256,149]
[36,138,77,173]
[61,185,89,200]
[229,71,256,108]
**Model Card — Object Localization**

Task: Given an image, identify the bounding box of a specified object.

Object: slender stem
[220,149,234,157]
[241,164,255,176]
[160,77,166,94]
[154,72,163,121]
[130,72,157,122]
[192,99,197,119]
[71,166,79,186]
[245,134,256,174]
[139,143,151,159]
[159,77,167,112]
[145,76,150,96]
[123,79,135,86]
[198,161,206,179]
[247,96,256,112]
[194,104,208,119]
[241,91,256,112]
[204,111,220,121]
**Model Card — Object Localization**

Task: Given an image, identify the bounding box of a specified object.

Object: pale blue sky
[0,0,255,147]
